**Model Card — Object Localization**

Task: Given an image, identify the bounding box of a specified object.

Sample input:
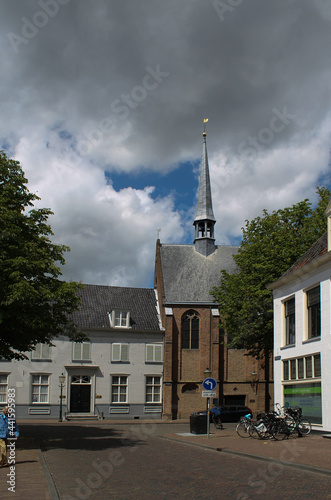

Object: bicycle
[211,407,223,429]
[248,411,280,439]
[236,414,252,438]
[283,406,311,436]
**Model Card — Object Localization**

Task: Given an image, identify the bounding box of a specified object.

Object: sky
[1,0,331,288]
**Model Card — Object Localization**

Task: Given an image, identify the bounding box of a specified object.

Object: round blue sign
[202,378,217,390]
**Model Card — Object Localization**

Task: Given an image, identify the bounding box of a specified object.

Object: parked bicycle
[271,404,311,440]
[236,414,253,438]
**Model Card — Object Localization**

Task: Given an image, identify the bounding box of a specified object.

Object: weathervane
[203,118,208,135]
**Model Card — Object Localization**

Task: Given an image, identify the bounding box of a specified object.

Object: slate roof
[160,244,238,303]
[280,232,327,279]
[195,133,216,222]
[71,285,161,331]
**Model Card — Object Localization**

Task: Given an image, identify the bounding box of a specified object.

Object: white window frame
[0,374,8,404]
[72,342,91,361]
[146,344,163,363]
[109,310,131,328]
[31,374,50,403]
[146,376,162,403]
[31,343,51,360]
[282,353,321,381]
[111,343,129,362]
[111,375,128,403]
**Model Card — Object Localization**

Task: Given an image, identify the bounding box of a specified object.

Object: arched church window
[182,310,199,349]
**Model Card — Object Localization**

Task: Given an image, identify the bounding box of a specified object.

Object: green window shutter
[121,344,129,361]
[154,345,162,362]
[112,344,121,361]
[73,343,81,360]
[32,343,41,359]
[82,343,91,360]
[146,345,154,362]
[41,344,50,359]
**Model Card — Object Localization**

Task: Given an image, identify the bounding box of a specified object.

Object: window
[306,356,312,378]
[109,310,131,328]
[182,310,199,349]
[307,286,321,338]
[31,343,51,360]
[283,354,321,381]
[283,360,289,380]
[31,374,49,403]
[284,298,295,345]
[290,359,296,380]
[146,376,161,403]
[0,374,8,403]
[112,343,129,362]
[314,354,321,377]
[146,344,163,363]
[111,376,128,403]
[72,342,91,361]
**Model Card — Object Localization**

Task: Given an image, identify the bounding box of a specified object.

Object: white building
[0,285,164,420]
[269,212,331,431]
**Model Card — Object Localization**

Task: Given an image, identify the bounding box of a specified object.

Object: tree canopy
[0,151,85,359]
[211,187,331,359]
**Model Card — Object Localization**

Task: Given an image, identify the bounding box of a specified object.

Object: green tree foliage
[211,187,331,359]
[0,151,86,359]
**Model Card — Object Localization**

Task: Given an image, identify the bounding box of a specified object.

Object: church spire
[193,121,216,256]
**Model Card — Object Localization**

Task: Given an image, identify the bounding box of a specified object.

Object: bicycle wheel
[249,425,262,439]
[236,421,251,438]
[213,417,223,429]
[272,420,289,440]
[298,418,311,435]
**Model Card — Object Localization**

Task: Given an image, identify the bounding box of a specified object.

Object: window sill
[280,344,296,350]
[111,361,130,364]
[302,337,321,345]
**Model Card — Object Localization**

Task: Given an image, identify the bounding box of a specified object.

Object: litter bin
[190,413,207,434]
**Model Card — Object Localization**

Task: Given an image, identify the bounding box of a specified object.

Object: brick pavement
[1,419,330,499]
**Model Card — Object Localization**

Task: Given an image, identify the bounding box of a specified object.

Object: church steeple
[193,123,216,256]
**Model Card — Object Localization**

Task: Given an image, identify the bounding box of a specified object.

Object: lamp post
[204,368,212,438]
[59,373,65,422]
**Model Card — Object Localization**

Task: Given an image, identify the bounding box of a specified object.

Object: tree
[211,187,331,360]
[0,151,86,359]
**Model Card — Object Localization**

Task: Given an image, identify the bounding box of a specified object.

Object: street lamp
[59,373,65,422]
[203,368,212,438]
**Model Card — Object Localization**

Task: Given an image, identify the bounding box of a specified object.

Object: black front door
[70,385,91,413]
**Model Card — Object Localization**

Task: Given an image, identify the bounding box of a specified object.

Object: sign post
[202,377,217,438]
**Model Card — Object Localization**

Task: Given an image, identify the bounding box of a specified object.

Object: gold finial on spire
[203,118,208,136]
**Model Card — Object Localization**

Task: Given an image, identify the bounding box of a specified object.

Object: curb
[38,449,60,500]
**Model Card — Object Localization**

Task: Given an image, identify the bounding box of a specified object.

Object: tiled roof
[72,285,161,331]
[281,232,327,278]
[160,244,238,303]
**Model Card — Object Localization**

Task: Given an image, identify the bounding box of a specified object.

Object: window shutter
[146,345,154,362]
[154,345,162,362]
[112,344,121,361]
[121,344,129,361]
[82,343,91,360]
[32,344,41,359]
[41,344,50,359]
[73,343,81,360]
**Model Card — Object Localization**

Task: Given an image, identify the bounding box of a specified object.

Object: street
[20,422,331,500]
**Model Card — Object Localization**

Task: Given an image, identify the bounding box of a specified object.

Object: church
[154,129,273,419]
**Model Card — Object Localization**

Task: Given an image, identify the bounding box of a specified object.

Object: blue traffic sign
[202,378,217,391]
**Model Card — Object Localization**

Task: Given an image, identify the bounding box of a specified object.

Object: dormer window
[109,310,131,328]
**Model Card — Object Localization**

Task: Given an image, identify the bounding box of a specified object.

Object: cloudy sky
[1,0,331,287]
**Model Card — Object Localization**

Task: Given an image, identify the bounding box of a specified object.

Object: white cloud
[1,0,331,285]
